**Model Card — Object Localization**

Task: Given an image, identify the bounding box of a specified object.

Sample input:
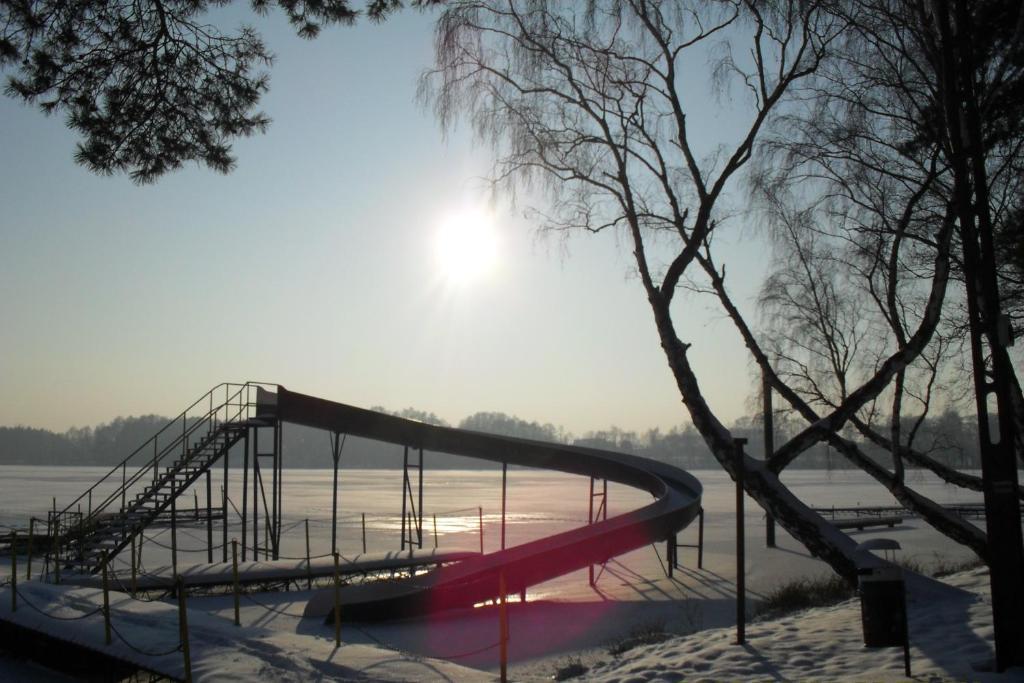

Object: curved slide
[273,388,703,621]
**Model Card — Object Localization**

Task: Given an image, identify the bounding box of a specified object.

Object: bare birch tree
[422,0,961,580]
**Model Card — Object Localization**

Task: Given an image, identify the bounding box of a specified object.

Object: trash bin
[858,565,907,647]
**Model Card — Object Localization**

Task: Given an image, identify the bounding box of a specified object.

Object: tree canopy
[0,0,440,182]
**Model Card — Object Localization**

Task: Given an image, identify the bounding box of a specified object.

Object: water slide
[273,388,704,621]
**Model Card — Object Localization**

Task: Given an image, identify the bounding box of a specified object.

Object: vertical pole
[26,519,33,581]
[499,570,508,683]
[667,534,675,578]
[433,514,438,549]
[417,447,424,549]
[171,479,179,579]
[130,535,137,596]
[735,438,747,645]
[698,508,705,569]
[588,478,595,587]
[762,370,776,548]
[478,506,484,554]
[252,429,260,561]
[223,442,229,564]
[50,498,57,582]
[101,550,111,645]
[331,433,340,555]
[305,519,312,590]
[361,513,367,555]
[153,440,158,484]
[206,470,213,564]
[401,446,408,551]
[121,464,126,513]
[88,490,92,518]
[333,552,342,647]
[137,532,144,589]
[241,429,249,562]
[271,422,279,561]
[10,531,16,613]
[501,462,507,551]
[53,523,61,585]
[231,539,240,626]
[194,491,199,521]
[177,576,192,683]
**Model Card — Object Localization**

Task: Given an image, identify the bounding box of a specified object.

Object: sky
[0,7,770,437]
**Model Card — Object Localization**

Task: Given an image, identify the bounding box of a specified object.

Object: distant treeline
[0,407,982,471]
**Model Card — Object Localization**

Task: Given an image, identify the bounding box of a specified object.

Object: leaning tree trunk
[647,297,873,582]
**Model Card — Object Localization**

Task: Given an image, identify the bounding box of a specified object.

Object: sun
[434,208,499,284]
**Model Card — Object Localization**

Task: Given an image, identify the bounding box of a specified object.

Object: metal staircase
[49,382,278,575]
[70,423,246,572]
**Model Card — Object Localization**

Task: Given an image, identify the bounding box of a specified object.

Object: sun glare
[435,208,499,284]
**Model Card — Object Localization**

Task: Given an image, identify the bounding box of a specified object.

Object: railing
[53,382,277,557]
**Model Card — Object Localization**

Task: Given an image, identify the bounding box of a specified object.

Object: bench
[833,516,902,531]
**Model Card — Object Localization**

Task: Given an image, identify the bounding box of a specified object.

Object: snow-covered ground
[577,567,1018,682]
[1,466,1016,681]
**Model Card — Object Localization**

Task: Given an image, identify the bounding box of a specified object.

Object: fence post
[433,514,438,549]
[305,519,312,590]
[11,531,16,613]
[101,550,111,645]
[231,539,240,626]
[130,535,137,596]
[695,508,703,568]
[333,551,342,648]
[478,507,484,554]
[26,519,33,581]
[177,576,192,683]
[171,480,179,579]
[52,527,61,585]
[735,438,747,646]
[361,513,366,555]
[499,570,508,683]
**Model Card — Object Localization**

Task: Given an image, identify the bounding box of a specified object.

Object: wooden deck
[0,581,490,681]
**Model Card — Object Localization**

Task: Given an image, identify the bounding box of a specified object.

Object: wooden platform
[832,516,903,530]
[0,581,490,681]
[65,548,480,591]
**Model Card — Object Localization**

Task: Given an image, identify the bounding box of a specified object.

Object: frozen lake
[1,464,983,591]
[0,465,989,674]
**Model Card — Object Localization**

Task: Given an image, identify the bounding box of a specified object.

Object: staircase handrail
[56,382,276,528]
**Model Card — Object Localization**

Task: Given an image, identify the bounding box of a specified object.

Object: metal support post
[130,535,137,595]
[26,519,33,581]
[231,539,240,626]
[418,447,424,549]
[735,438,747,645]
[588,478,607,587]
[101,551,111,645]
[305,519,312,590]
[501,462,507,551]
[333,552,342,647]
[763,370,777,548]
[331,432,343,555]
[241,429,249,562]
[206,470,213,564]
[499,570,509,683]
[177,576,192,683]
[171,479,179,578]
[698,508,705,569]
[222,443,229,563]
[361,513,366,554]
